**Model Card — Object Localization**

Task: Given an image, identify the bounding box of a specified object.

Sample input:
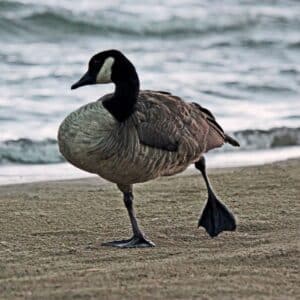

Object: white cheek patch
[96,57,115,83]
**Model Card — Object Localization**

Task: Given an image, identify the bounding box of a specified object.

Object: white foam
[206,146,300,168]
[0,163,92,186]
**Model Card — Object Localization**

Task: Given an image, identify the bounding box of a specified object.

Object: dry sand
[0,159,299,299]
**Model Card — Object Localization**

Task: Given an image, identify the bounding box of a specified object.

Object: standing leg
[102,184,155,248]
[195,156,236,237]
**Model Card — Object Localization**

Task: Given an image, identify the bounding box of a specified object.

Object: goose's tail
[224,134,240,147]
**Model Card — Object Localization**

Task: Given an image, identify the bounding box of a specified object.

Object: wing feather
[132,91,229,155]
[133,91,185,152]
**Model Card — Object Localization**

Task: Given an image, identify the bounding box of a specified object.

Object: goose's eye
[93,59,101,66]
[89,59,100,69]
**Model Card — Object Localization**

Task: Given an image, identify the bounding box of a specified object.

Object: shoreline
[1,146,300,186]
[0,158,298,299]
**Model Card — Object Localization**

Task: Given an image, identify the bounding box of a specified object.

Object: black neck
[103,78,139,122]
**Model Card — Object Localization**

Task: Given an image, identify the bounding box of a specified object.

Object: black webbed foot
[199,195,236,237]
[102,235,155,248]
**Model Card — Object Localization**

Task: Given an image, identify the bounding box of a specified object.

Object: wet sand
[0,159,299,299]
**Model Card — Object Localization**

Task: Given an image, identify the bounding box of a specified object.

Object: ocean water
[0,0,300,184]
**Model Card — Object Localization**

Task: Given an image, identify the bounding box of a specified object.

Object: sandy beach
[0,159,299,299]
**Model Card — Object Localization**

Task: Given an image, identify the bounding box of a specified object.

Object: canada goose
[58,49,239,248]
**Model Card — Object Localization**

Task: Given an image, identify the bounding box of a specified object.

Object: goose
[58,49,239,248]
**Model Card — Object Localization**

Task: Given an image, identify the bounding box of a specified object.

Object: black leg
[102,185,155,248]
[195,156,236,237]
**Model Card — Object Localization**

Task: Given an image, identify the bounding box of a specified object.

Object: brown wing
[190,102,227,151]
[190,102,240,149]
[132,90,229,156]
[133,91,185,152]
[136,122,179,151]
[192,102,224,133]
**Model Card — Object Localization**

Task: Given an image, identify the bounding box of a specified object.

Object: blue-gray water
[0,0,300,183]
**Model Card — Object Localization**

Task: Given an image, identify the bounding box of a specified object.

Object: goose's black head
[71,49,139,90]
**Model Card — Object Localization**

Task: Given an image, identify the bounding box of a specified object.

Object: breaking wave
[0,138,64,165]
[1,1,300,41]
[230,127,300,151]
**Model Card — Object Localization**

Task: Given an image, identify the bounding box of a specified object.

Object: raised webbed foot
[199,195,236,237]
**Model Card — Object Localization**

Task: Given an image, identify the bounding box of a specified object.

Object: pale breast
[58,101,118,174]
